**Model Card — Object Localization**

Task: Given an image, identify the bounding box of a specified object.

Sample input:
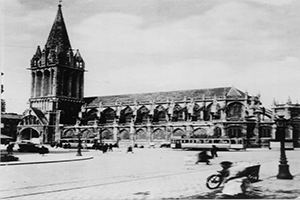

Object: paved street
[0,148,299,199]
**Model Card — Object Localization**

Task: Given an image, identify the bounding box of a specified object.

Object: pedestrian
[98,143,103,151]
[102,143,108,153]
[195,150,212,165]
[6,142,14,155]
[108,143,113,151]
[211,145,218,158]
[93,140,99,150]
[127,146,133,153]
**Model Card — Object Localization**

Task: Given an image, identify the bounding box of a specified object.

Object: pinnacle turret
[35,46,42,57]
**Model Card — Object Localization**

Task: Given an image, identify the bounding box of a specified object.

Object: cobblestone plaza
[1,148,300,199]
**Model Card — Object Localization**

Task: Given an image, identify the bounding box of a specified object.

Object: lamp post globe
[276,116,293,179]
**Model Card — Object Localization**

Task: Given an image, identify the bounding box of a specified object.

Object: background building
[272,99,300,147]
[1,69,22,143]
[77,87,274,147]
[1,113,22,141]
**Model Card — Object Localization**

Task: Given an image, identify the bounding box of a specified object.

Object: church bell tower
[29,3,85,141]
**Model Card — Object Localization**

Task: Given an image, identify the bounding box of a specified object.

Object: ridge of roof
[1,113,22,119]
[30,107,48,125]
[84,87,246,107]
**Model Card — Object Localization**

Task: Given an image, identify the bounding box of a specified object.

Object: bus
[172,138,245,150]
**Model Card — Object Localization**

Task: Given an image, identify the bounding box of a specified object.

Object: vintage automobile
[17,140,49,153]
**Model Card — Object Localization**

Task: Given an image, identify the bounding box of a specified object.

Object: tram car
[171,138,245,150]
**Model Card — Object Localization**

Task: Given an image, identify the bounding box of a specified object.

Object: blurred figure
[6,142,14,155]
[108,143,113,151]
[127,146,133,153]
[195,150,212,165]
[211,145,218,158]
[102,143,108,153]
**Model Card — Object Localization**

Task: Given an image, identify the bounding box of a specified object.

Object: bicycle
[206,161,260,190]
[206,161,232,189]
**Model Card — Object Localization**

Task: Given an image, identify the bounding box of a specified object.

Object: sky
[1,0,300,114]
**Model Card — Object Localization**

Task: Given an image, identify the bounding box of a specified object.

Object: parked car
[160,142,171,148]
[1,153,19,162]
[17,140,49,153]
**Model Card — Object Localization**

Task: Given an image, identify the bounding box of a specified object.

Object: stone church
[17,4,299,147]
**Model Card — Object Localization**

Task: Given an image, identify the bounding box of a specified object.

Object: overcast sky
[1,0,300,114]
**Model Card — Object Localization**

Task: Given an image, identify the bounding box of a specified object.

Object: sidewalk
[250,174,300,199]
[0,151,93,166]
[0,148,299,199]
[186,149,300,199]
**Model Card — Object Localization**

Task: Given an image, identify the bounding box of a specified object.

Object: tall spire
[46,3,71,53]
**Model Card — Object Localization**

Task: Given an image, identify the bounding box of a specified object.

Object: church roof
[45,4,71,53]
[31,107,48,125]
[84,87,247,107]
[1,113,22,120]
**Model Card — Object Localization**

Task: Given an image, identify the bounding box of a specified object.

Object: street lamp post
[99,127,102,145]
[93,121,101,147]
[75,125,82,156]
[276,116,293,179]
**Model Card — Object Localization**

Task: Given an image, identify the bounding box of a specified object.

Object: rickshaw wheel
[248,173,259,182]
[206,174,223,189]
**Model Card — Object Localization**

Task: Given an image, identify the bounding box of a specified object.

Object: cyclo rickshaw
[206,161,260,189]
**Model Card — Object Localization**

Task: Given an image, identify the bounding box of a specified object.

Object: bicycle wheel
[248,172,259,182]
[206,174,223,189]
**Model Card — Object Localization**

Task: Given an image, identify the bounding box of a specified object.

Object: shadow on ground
[167,186,300,199]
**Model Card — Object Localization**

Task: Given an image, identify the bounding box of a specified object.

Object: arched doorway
[118,129,131,148]
[119,129,130,140]
[62,128,76,138]
[101,129,114,140]
[192,128,207,138]
[152,129,166,140]
[81,129,96,139]
[173,128,185,138]
[136,129,148,141]
[19,128,40,140]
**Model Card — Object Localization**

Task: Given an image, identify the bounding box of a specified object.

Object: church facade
[17,4,299,148]
[77,88,274,147]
